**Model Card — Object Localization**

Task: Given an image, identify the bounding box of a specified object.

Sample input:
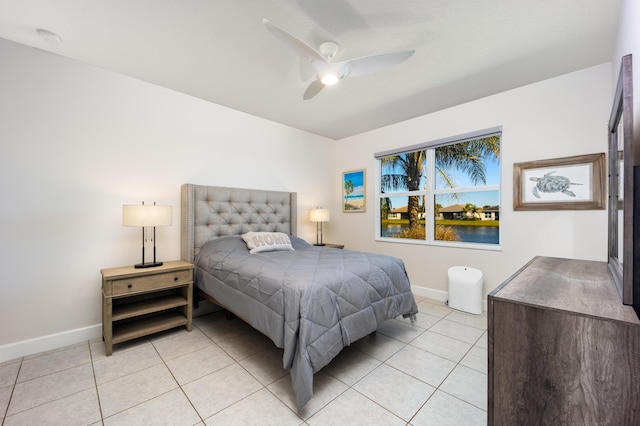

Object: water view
[381,223,500,245]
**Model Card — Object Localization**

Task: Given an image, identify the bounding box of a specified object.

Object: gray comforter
[195,236,418,410]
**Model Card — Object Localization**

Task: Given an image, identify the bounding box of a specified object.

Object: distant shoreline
[344,198,365,210]
[382,219,499,227]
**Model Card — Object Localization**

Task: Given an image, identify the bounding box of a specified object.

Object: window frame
[375,127,502,250]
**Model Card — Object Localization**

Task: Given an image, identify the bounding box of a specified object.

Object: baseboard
[0,302,221,363]
[0,324,102,363]
[411,284,448,302]
[411,284,487,312]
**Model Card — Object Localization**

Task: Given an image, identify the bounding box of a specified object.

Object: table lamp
[309,207,330,246]
[123,202,172,268]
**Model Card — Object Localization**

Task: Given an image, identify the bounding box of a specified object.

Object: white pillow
[241,231,294,254]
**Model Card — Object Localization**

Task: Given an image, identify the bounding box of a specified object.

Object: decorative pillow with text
[241,231,295,254]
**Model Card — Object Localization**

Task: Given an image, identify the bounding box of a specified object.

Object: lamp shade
[123,204,172,227]
[309,208,330,223]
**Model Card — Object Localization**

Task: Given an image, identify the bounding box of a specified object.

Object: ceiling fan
[262,19,415,100]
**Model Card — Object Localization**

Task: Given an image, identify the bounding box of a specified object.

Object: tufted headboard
[180,184,298,263]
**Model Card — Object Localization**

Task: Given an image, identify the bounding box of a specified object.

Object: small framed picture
[513,153,605,211]
[342,169,365,212]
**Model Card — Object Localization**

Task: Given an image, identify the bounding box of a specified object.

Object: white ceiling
[0,0,621,140]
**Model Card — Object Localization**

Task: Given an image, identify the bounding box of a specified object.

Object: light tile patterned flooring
[0,297,488,425]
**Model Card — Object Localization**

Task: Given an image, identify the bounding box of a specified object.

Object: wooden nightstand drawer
[111,270,190,296]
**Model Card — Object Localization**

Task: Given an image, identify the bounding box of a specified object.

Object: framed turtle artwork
[513,152,606,211]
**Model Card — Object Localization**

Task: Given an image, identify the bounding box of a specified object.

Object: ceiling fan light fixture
[321,74,339,86]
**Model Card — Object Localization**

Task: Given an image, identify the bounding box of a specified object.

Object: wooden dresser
[488,256,640,425]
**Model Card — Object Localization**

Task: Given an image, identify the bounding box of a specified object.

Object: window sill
[375,236,502,251]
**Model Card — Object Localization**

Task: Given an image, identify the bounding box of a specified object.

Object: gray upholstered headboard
[180,184,297,263]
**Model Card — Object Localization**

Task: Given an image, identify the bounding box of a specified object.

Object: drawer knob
[128,283,133,289]
[174,276,179,281]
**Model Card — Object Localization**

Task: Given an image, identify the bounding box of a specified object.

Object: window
[375,127,501,248]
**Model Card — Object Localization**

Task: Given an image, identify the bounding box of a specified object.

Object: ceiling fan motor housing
[319,41,339,60]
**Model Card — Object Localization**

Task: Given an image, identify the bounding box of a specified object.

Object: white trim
[0,304,219,363]
[411,284,487,312]
[411,284,448,302]
[0,324,102,363]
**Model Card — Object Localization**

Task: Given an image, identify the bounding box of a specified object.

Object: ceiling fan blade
[262,18,326,63]
[343,50,415,78]
[303,80,325,100]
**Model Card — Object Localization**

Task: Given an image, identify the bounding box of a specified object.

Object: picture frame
[513,153,605,211]
[342,169,365,212]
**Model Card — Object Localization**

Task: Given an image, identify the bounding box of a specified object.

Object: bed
[180,184,418,410]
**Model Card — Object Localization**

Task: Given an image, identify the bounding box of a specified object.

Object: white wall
[334,63,612,300]
[0,38,336,361]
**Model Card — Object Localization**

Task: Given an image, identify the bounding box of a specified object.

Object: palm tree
[381,136,499,231]
[380,197,392,220]
[435,136,500,187]
[380,150,425,229]
[344,179,354,210]
[463,203,483,219]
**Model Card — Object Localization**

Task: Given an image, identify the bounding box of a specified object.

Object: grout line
[154,325,208,424]
[190,318,303,422]
[1,357,23,426]
[87,341,105,426]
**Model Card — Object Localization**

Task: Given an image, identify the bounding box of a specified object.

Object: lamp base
[313,243,326,246]
[134,262,163,269]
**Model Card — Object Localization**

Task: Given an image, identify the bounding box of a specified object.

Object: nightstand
[101,260,194,355]
[323,243,344,249]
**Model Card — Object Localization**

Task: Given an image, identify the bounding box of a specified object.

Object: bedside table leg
[103,295,113,356]
[184,283,193,332]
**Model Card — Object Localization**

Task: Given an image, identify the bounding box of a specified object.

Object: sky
[343,170,365,197]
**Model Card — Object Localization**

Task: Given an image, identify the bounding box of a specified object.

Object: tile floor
[0,297,488,425]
